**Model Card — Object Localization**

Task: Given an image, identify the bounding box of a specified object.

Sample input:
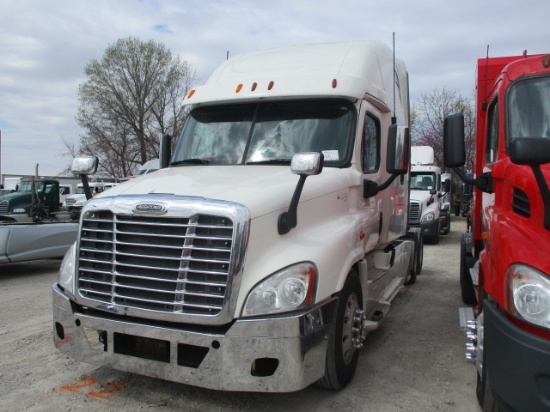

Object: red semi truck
[444,53,550,411]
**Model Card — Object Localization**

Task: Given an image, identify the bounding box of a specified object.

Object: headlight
[59,242,77,295]
[12,208,27,213]
[507,264,550,329]
[242,262,317,317]
[421,211,435,222]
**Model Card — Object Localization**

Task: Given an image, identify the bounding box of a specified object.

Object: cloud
[0,0,549,177]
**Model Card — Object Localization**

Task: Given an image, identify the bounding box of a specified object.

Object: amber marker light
[187,89,196,98]
[359,231,366,240]
[235,84,243,93]
[481,231,490,240]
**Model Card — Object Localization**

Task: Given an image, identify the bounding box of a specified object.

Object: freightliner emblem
[133,203,167,214]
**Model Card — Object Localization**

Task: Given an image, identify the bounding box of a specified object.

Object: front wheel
[441,211,451,235]
[317,270,363,390]
[460,234,477,305]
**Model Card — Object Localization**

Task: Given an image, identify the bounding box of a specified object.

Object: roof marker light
[543,55,550,68]
[187,89,196,98]
[332,79,337,89]
[235,84,243,93]
[251,82,258,91]
[268,81,274,90]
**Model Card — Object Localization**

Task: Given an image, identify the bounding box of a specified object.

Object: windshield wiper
[171,158,210,165]
[245,159,291,165]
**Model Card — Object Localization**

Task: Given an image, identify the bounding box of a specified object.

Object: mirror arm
[80,174,93,200]
[532,165,550,230]
[364,173,400,198]
[452,166,492,194]
[278,175,308,235]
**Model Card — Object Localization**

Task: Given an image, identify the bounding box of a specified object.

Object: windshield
[19,181,44,192]
[508,75,550,141]
[172,99,356,166]
[411,172,436,191]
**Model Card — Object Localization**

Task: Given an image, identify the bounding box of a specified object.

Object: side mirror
[71,156,98,201]
[71,156,98,175]
[279,152,324,235]
[290,152,323,176]
[386,125,410,175]
[509,137,550,166]
[443,114,465,167]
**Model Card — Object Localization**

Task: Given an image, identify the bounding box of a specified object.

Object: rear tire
[317,270,362,389]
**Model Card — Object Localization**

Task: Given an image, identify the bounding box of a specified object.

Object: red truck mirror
[509,137,550,166]
[443,114,466,168]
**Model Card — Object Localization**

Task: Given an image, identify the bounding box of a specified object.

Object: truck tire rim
[342,292,360,364]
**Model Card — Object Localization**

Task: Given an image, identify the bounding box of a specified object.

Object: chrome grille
[408,201,421,224]
[77,210,234,317]
[0,200,7,214]
[65,198,77,206]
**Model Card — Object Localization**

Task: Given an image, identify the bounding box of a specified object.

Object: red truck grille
[76,210,234,316]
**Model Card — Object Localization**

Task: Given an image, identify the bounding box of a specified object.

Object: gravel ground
[0,217,480,411]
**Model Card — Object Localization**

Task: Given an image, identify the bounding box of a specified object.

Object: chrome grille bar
[75,196,249,324]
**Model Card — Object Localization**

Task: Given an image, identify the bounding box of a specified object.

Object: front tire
[460,234,477,305]
[442,211,451,235]
[317,270,363,389]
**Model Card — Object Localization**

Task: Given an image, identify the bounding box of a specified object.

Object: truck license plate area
[114,332,170,363]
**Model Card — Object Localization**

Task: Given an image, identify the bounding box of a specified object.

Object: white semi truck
[53,41,423,392]
[408,146,450,243]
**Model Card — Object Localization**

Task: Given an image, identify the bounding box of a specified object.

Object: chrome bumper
[53,284,336,392]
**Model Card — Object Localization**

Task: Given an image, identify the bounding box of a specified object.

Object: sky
[1,0,549,178]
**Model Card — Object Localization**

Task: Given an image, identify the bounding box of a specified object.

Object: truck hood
[409,189,434,204]
[98,165,353,219]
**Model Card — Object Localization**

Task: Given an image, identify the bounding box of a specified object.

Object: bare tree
[412,87,475,171]
[75,37,197,179]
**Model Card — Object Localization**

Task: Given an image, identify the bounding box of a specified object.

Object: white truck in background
[53,40,423,392]
[63,182,117,220]
[408,146,450,243]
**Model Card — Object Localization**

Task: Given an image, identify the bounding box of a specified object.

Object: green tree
[412,87,475,171]
[76,37,197,178]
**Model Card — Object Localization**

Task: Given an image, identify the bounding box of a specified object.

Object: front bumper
[485,299,550,411]
[53,284,336,392]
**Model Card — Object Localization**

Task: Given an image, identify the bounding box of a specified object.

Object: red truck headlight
[507,264,550,329]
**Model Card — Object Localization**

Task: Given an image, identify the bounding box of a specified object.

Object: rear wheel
[317,270,362,389]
